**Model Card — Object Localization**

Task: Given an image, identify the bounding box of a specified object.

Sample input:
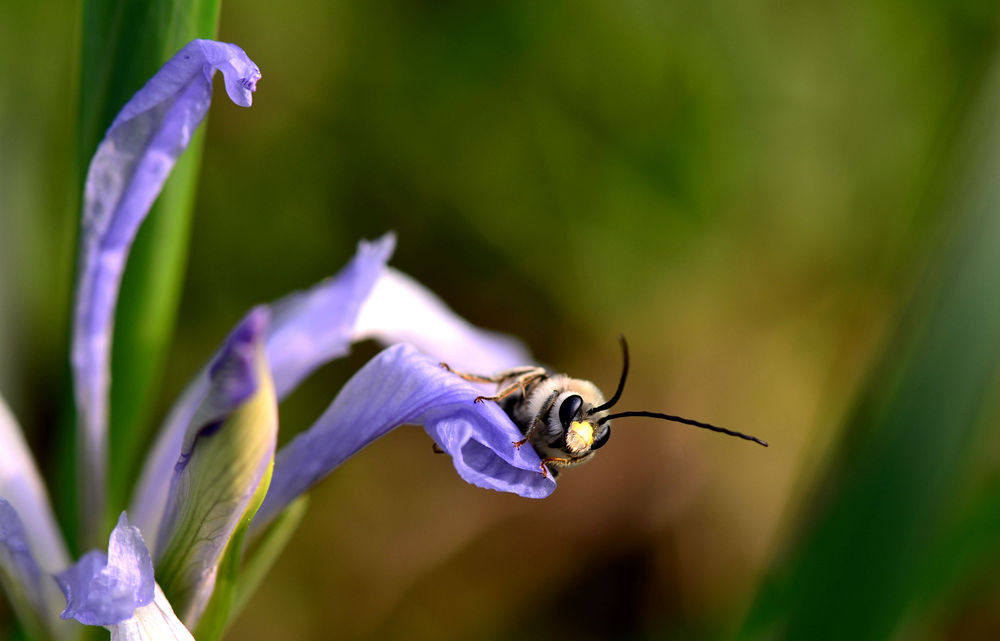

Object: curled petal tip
[56,513,154,627]
[207,307,270,406]
[190,39,261,107]
[217,306,270,356]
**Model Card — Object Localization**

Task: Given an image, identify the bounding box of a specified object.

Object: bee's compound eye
[558,394,584,428]
[591,425,611,450]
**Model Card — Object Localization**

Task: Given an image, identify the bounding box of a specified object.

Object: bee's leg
[538,457,573,478]
[439,363,549,405]
[475,370,547,404]
[514,390,559,449]
[439,363,542,384]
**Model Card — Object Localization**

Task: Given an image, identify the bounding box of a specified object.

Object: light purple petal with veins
[56,513,154,627]
[268,234,396,397]
[353,266,531,373]
[255,344,555,530]
[130,235,394,546]
[72,40,260,535]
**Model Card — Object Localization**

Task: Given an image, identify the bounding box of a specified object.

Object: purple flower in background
[0,38,553,641]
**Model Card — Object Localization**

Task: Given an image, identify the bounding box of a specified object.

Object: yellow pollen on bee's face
[566,421,595,453]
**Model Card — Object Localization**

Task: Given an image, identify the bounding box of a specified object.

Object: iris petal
[130,235,394,545]
[56,513,154,627]
[108,585,194,641]
[153,308,276,625]
[134,232,540,551]
[0,395,69,573]
[0,499,69,640]
[268,234,396,397]
[353,266,532,373]
[255,343,555,529]
[72,39,260,538]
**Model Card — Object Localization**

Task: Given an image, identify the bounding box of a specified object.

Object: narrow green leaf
[232,495,310,619]
[76,0,223,537]
[735,52,1000,641]
[912,478,1000,621]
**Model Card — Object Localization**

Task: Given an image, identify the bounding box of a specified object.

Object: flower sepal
[153,308,278,627]
[190,460,273,641]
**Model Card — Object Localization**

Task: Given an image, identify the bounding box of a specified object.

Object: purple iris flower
[0,39,553,641]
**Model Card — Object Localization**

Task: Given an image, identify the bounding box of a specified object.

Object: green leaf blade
[736,51,1000,641]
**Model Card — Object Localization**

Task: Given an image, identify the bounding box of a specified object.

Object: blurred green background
[3,1,1000,640]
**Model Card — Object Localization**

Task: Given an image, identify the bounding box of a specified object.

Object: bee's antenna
[597,410,768,447]
[588,335,629,415]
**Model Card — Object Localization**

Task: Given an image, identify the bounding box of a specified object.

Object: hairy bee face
[500,375,612,475]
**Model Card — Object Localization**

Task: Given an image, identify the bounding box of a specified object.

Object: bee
[441,337,767,477]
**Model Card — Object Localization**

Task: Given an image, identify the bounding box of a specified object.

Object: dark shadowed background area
[3,1,1000,640]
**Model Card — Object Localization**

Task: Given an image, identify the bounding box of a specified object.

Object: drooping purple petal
[56,513,155,627]
[130,235,394,546]
[153,308,276,625]
[72,40,260,538]
[255,343,555,530]
[0,395,69,573]
[353,266,532,373]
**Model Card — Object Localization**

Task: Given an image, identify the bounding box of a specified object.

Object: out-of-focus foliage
[3,1,1000,640]
[737,45,1000,641]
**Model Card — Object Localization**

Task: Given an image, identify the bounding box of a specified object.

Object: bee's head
[541,335,767,465]
[554,391,611,455]
[547,335,632,456]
